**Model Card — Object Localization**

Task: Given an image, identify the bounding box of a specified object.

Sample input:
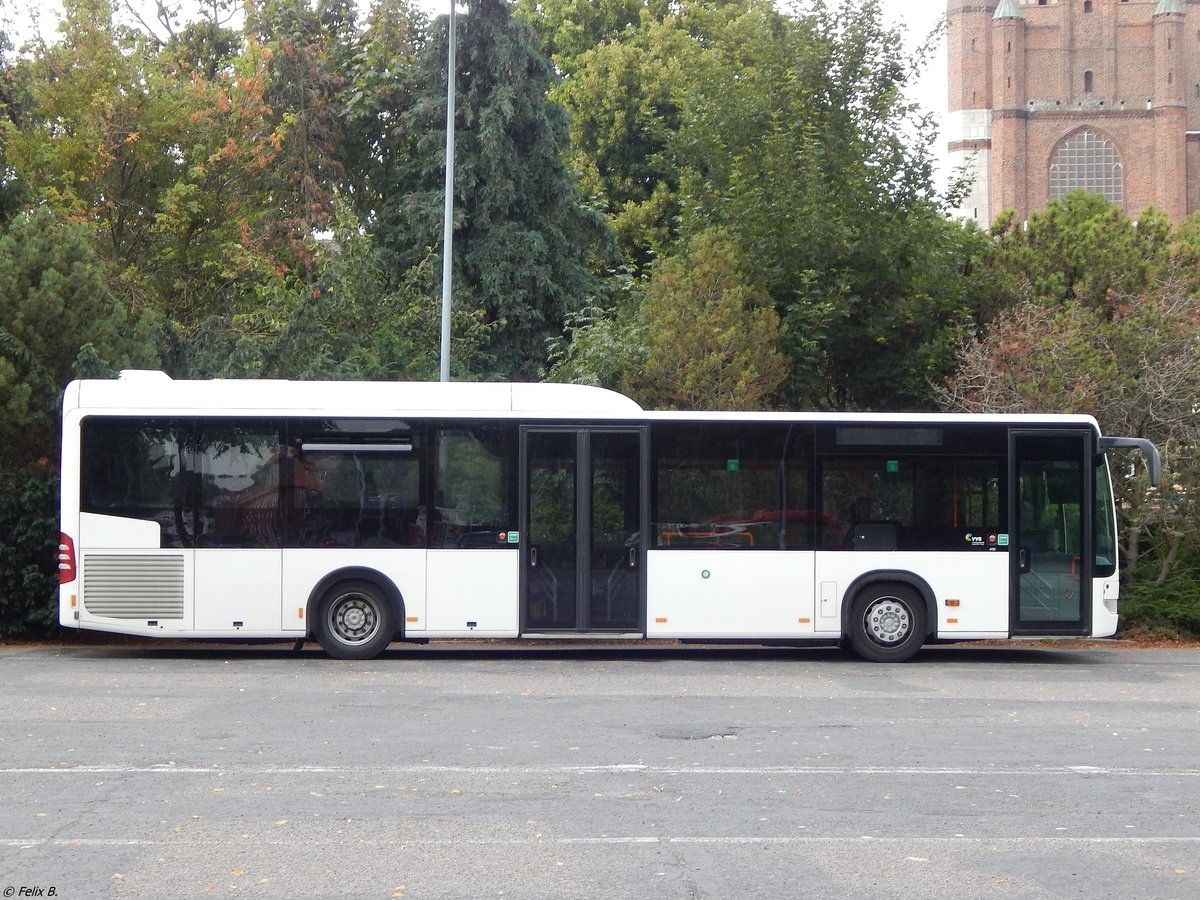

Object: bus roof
[63,371,645,418]
[639,409,1102,430]
[63,371,1101,431]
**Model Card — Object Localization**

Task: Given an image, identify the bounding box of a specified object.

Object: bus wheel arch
[842,572,934,663]
[308,569,404,660]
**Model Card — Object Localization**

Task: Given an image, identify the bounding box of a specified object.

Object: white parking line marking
[2,764,1198,777]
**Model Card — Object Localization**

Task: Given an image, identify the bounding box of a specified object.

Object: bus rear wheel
[848,584,926,663]
[316,580,395,660]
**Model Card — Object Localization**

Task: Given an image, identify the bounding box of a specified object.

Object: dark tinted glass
[194,422,284,548]
[652,423,814,550]
[80,419,191,548]
[290,443,424,548]
[821,456,1003,551]
[431,425,517,548]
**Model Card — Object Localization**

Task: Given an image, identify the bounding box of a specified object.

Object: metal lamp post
[438,2,457,382]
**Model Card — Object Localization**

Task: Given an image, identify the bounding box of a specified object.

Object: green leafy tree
[514,0,672,71]
[544,0,971,409]
[5,0,182,262]
[0,209,161,460]
[3,1,278,328]
[667,0,966,409]
[552,229,786,411]
[549,13,692,269]
[340,0,428,280]
[0,24,31,223]
[630,228,787,410]
[0,462,59,637]
[187,202,494,380]
[984,192,1177,316]
[154,2,244,82]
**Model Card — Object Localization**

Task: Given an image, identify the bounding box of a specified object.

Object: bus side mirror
[1098,437,1161,485]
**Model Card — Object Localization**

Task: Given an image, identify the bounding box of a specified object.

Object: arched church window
[1049,131,1124,205]
[1084,71,1094,94]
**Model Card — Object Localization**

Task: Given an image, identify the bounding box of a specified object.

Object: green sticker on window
[886,460,900,473]
[727,459,740,472]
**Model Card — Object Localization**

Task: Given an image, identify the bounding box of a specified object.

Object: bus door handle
[628,546,637,569]
[530,546,538,568]
[1018,546,1031,574]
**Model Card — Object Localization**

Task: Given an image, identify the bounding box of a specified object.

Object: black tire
[315,580,396,660]
[847,583,927,663]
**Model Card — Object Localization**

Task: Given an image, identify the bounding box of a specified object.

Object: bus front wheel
[847,584,926,663]
[316,580,395,660]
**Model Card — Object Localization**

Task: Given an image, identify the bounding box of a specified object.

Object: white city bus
[58,371,1160,661]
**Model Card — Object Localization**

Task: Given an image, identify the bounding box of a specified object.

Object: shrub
[0,465,58,638]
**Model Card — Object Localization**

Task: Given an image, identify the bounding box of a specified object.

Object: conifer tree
[401,0,612,379]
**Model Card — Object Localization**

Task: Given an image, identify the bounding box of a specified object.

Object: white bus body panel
[645,551,816,638]
[281,549,428,634]
[1094,576,1120,637]
[425,549,520,636]
[196,549,282,633]
[80,513,161,548]
[644,550,1010,641]
[814,551,1010,638]
[77,373,644,417]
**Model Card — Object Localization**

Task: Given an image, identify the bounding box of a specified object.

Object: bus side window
[432,425,517,548]
[291,445,424,549]
[80,418,190,548]
[652,423,814,550]
[820,457,1002,551]
[193,422,284,549]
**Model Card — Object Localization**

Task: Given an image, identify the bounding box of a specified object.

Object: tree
[0,209,162,636]
[630,228,787,410]
[551,228,786,411]
[340,0,428,274]
[983,192,1176,316]
[538,0,969,409]
[4,0,181,261]
[0,24,31,223]
[667,0,968,409]
[0,208,161,461]
[186,202,494,380]
[514,0,672,72]
[548,12,692,270]
[146,34,286,325]
[397,0,613,379]
[247,0,361,276]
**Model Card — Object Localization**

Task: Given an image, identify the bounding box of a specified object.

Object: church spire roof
[993,0,1024,21]
[1154,0,1184,16]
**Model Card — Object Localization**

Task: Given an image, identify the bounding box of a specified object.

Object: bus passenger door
[1010,431,1091,635]
[521,428,644,633]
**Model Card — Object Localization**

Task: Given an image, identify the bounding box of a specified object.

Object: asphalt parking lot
[1,640,1198,898]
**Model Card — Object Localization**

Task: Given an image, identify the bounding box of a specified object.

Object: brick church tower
[947,0,1200,225]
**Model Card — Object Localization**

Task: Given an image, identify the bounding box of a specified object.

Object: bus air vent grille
[82,555,186,620]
